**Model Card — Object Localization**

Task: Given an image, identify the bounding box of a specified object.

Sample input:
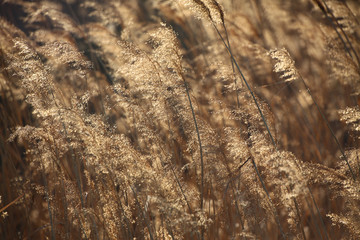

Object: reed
[1,0,359,239]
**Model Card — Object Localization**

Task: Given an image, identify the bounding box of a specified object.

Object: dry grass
[1,0,360,239]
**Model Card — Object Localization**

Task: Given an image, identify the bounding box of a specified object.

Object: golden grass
[1,0,360,239]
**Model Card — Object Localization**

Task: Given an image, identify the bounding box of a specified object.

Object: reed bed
[1,0,360,239]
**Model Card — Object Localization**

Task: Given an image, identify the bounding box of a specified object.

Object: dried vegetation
[1,0,360,239]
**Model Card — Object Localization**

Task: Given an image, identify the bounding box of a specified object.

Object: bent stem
[298,73,356,181]
[250,156,286,238]
[210,21,286,238]
[182,78,205,240]
[212,23,277,148]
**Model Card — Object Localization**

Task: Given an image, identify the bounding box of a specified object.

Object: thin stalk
[250,157,286,239]
[49,90,87,207]
[91,217,100,240]
[320,0,360,67]
[182,78,205,240]
[222,22,241,107]
[211,19,285,238]
[291,155,330,239]
[298,74,356,180]
[216,19,350,240]
[169,164,193,213]
[60,179,70,240]
[293,198,307,240]
[41,164,56,240]
[0,193,24,214]
[49,67,89,240]
[130,186,155,240]
[212,23,277,148]
[184,80,204,209]
[108,174,134,239]
[222,153,247,233]
[305,196,323,240]
[114,53,201,238]
[133,48,202,216]
[308,186,330,240]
